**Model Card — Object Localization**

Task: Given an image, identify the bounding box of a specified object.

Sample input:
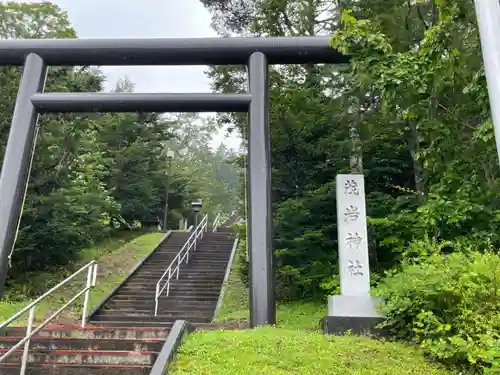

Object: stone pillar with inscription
[322,174,385,336]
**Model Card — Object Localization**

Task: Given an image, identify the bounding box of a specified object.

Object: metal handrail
[154,214,208,316]
[212,213,221,233]
[0,261,98,375]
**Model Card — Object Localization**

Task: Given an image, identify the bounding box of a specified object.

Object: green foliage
[0,2,241,292]
[231,223,249,287]
[273,182,338,301]
[369,188,500,264]
[376,244,500,373]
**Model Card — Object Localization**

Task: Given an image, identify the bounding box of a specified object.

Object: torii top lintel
[0,36,349,66]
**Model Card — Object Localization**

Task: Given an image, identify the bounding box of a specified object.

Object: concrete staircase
[88,230,191,328]
[89,230,235,328]
[0,228,236,374]
[0,326,169,374]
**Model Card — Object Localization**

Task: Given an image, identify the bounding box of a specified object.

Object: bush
[376,240,500,373]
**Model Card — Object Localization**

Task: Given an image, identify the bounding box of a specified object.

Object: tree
[160,113,240,225]
[0,2,118,281]
[199,0,500,301]
[0,2,241,292]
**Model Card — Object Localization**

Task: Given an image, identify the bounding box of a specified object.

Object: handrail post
[91,263,98,287]
[176,256,180,279]
[81,264,93,329]
[167,268,171,296]
[154,284,159,316]
[212,213,219,232]
[20,306,35,375]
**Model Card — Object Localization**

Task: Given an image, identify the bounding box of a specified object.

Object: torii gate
[0,36,348,327]
[1,0,500,327]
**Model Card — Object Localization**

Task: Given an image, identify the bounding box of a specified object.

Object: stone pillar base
[321,316,385,336]
[323,295,386,337]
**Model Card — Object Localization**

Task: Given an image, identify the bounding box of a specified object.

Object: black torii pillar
[0,36,348,327]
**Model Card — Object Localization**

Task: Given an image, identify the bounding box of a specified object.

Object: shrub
[376,242,500,373]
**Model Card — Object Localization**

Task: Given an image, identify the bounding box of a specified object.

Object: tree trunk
[350,96,364,174]
[408,120,427,203]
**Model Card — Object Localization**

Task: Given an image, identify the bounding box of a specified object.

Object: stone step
[88,321,175,328]
[0,364,152,375]
[133,267,226,280]
[179,264,230,268]
[183,252,233,256]
[151,246,233,251]
[120,284,222,292]
[126,278,224,285]
[118,282,223,290]
[129,269,227,275]
[119,280,224,289]
[128,272,226,279]
[104,300,216,310]
[158,259,231,264]
[124,278,224,284]
[190,247,233,251]
[108,290,222,300]
[95,309,213,319]
[142,258,230,265]
[122,289,220,296]
[0,348,158,366]
[102,304,216,313]
[119,288,221,295]
[87,320,215,329]
[109,294,220,301]
[140,261,229,268]
[129,272,227,278]
[151,246,232,251]
[130,267,228,274]
[193,245,234,248]
[102,305,214,314]
[0,337,163,352]
[0,327,169,340]
[125,278,225,284]
[113,286,222,297]
[113,290,220,298]
[109,289,220,297]
[146,248,232,254]
[193,247,232,250]
[153,278,224,284]
[90,315,210,323]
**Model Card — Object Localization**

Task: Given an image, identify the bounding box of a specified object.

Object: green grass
[0,231,165,326]
[169,241,453,374]
[213,243,248,323]
[169,327,453,375]
[213,244,326,330]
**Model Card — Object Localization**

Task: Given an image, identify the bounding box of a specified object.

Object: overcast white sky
[14,0,241,150]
